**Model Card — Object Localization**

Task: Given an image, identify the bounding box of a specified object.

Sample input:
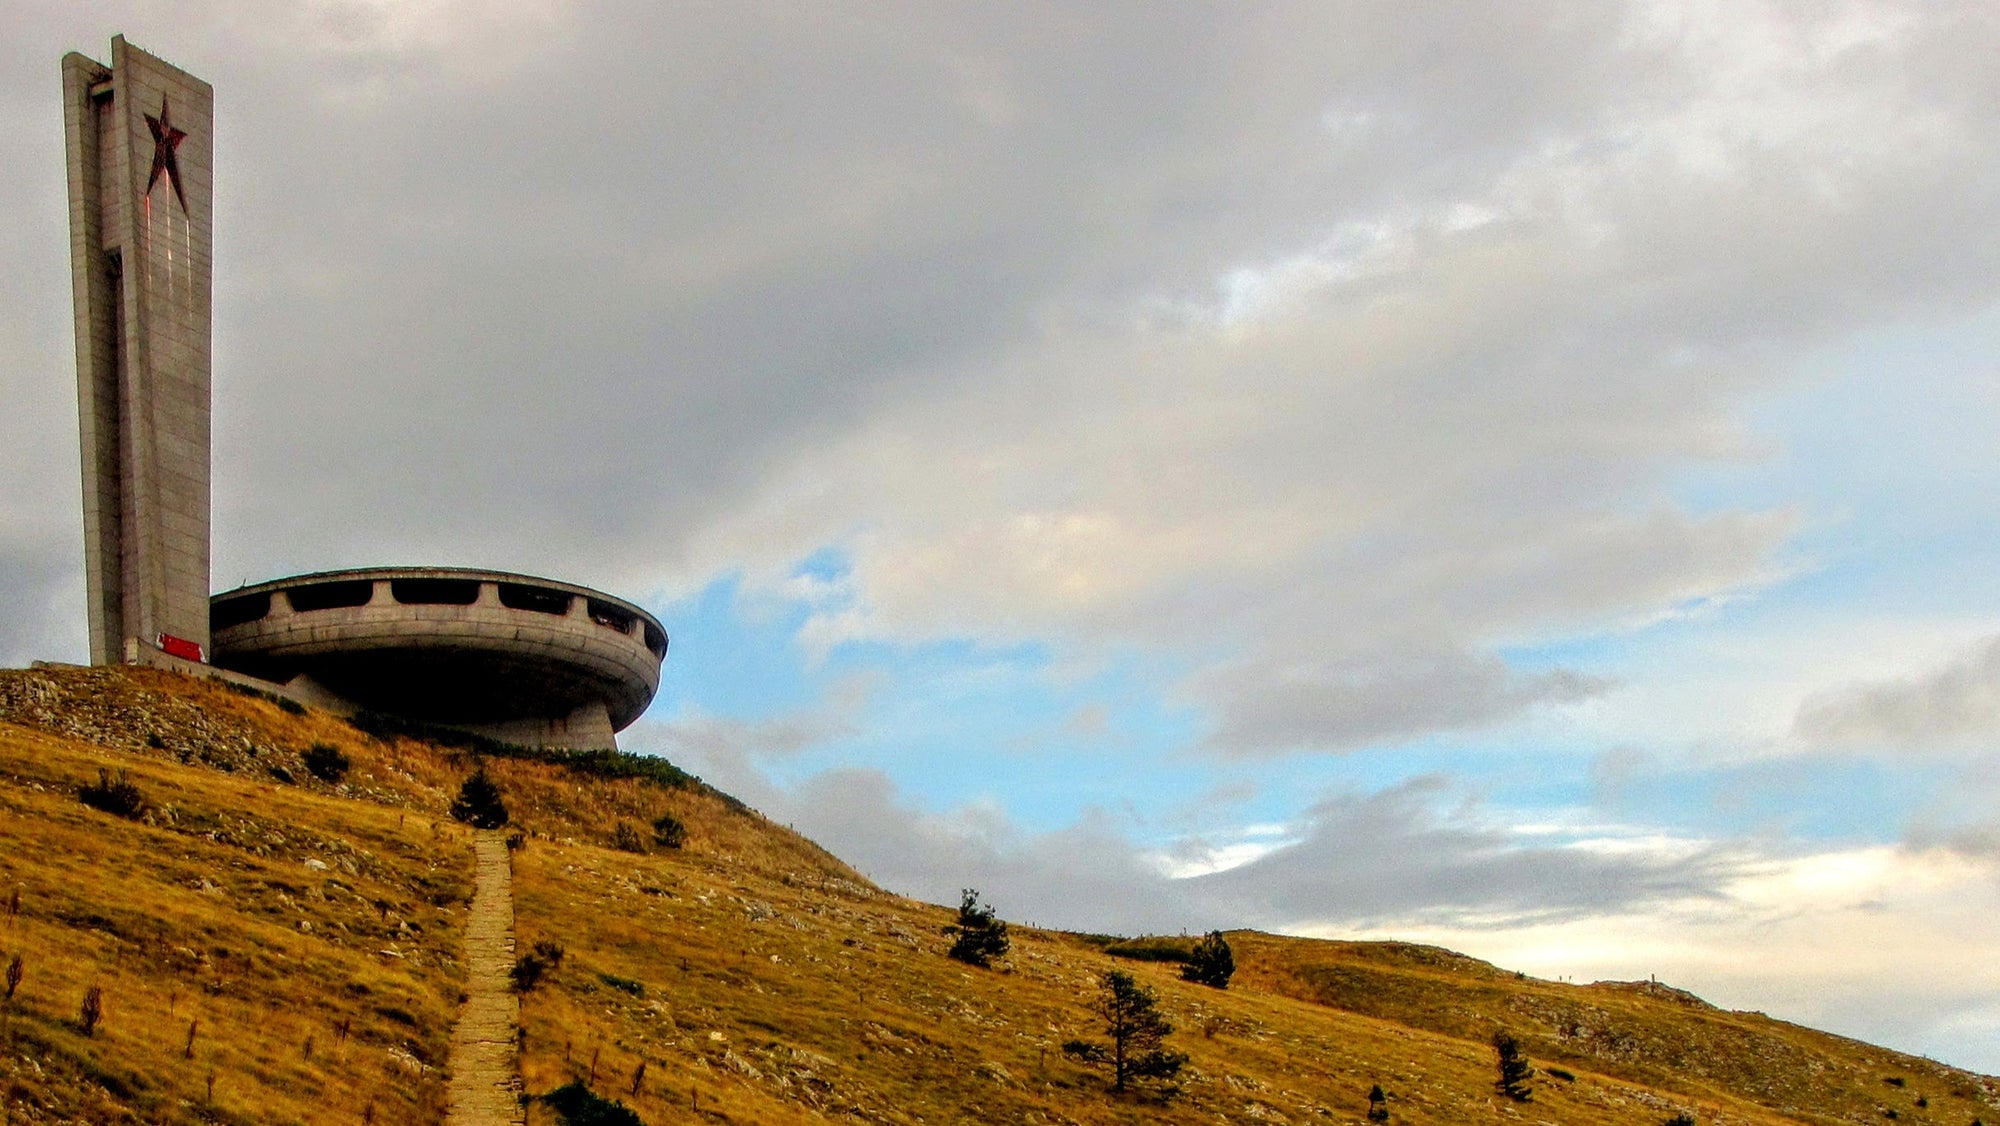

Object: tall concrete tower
[62,37,213,667]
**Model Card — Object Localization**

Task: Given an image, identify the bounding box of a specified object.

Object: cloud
[1375,843,2000,1073]
[8,2,2000,750]
[653,709,1748,934]
[1795,634,2000,748]
[1194,779,1739,930]
[1194,649,1610,755]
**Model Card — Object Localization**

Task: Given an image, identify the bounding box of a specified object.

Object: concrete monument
[61,38,666,749]
[62,36,214,668]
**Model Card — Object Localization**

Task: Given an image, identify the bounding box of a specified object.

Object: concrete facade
[62,37,214,668]
[210,568,667,750]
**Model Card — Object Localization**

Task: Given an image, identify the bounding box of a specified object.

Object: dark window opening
[391,578,481,605]
[210,592,270,631]
[286,580,376,612]
[498,583,572,615]
[643,621,668,659]
[587,599,634,634]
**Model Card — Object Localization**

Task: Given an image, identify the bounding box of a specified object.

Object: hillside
[0,665,1993,1126]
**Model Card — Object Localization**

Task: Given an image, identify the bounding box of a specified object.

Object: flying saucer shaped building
[62,39,666,749]
[209,568,666,750]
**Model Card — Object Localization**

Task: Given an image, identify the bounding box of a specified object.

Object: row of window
[210,580,667,657]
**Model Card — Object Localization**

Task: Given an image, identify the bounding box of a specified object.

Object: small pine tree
[1492,1029,1533,1102]
[1062,970,1187,1095]
[449,768,509,829]
[1179,930,1235,988]
[945,888,1010,968]
[1366,1083,1390,1122]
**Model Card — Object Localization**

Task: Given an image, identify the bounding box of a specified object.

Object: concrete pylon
[62,37,214,667]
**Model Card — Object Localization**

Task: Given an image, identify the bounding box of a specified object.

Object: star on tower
[144,96,188,211]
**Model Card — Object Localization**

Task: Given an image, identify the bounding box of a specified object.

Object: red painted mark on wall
[157,634,205,663]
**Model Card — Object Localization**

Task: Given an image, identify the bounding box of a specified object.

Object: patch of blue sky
[1670,306,2000,606]
[787,643,1222,834]
[1310,702,1954,849]
[647,572,822,719]
[1601,752,1956,845]
[644,562,1221,833]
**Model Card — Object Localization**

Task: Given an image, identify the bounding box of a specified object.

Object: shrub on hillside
[1180,930,1235,988]
[1101,936,1193,963]
[540,1081,642,1126]
[512,952,552,996]
[449,769,509,829]
[610,821,646,853]
[303,742,350,783]
[350,710,727,802]
[1492,1029,1534,1102]
[1063,970,1186,1096]
[1663,1112,1697,1126]
[945,888,1010,968]
[78,985,104,1036]
[1366,1084,1390,1122]
[650,813,686,849]
[597,972,644,997]
[78,769,144,818]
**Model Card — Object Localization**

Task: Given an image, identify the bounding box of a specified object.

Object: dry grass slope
[1,665,1995,1126]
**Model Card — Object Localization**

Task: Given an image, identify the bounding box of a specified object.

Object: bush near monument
[651,812,686,849]
[450,768,509,828]
[610,820,647,853]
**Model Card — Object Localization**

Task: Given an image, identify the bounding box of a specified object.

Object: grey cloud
[658,715,1745,934]
[1794,635,2000,748]
[1195,649,1609,755]
[7,2,2000,753]
[784,768,1191,934]
[1195,779,1736,930]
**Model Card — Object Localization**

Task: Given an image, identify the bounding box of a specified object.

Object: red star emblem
[144,96,188,212]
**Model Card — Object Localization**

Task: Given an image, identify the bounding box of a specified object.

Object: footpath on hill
[448,829,526,1126]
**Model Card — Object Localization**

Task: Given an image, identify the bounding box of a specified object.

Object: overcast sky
[6,0,2000,1073]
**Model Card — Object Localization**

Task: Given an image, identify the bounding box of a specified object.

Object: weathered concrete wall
[63,37,213,667]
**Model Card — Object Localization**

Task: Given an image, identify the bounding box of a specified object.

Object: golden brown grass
[0,714,471,1123]
[3,665,1996,1126]
[506,829,2000,1126]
